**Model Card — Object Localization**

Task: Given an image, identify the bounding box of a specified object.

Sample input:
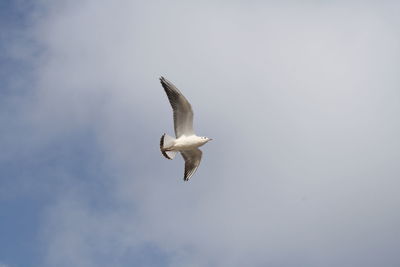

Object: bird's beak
[209,138,213,141]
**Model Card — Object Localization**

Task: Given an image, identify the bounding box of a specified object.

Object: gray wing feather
[181,148,202,181]
[160,77,194,137]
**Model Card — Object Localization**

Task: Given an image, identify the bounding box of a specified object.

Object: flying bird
[159,77,212,181]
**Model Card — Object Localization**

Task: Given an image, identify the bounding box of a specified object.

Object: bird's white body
[167,135,209,151]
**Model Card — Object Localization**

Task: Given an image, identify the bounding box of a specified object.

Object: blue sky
[1,1,400,266]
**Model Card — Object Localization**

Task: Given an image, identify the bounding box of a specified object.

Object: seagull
[159,77,212,181]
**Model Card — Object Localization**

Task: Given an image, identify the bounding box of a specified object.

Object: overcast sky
[1,1,400,266]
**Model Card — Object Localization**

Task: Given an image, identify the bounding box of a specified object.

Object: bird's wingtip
[159,76,167,85]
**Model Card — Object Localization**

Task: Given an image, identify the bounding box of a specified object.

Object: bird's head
[200,136,213,143]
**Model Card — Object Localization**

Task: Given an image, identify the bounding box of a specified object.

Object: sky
[1,0,400,266]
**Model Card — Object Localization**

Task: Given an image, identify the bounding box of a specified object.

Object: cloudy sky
[1,0,400,266]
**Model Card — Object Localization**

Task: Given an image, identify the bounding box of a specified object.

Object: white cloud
[16,0,400,266]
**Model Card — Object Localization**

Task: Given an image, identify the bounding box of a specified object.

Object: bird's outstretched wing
[181,148,202,181]
[160,77,194,138]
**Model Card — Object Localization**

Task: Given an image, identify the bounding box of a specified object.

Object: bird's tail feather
[160,133,177,160]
